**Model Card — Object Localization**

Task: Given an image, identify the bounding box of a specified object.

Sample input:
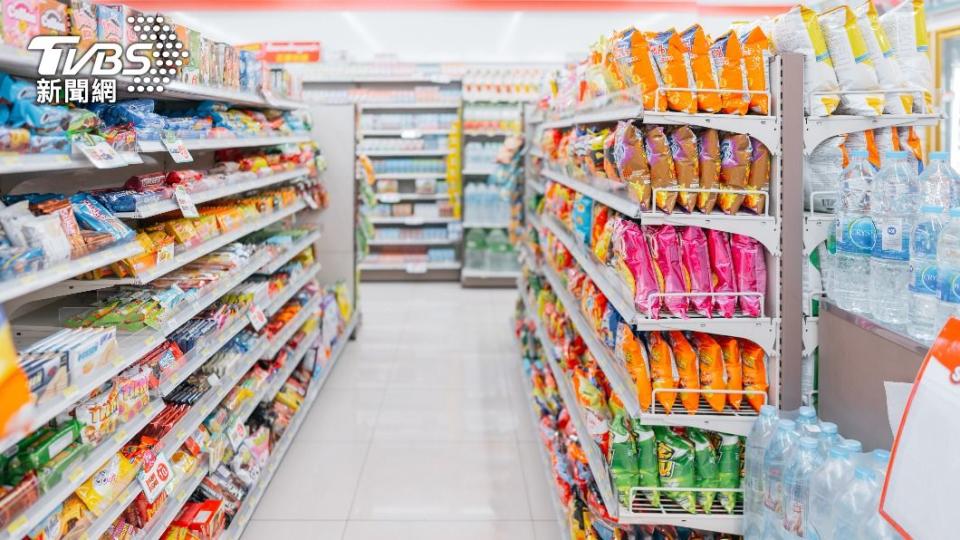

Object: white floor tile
[387,352,509,394]
[325,349,396,390]
[297,388,384,442]
[342,521,535,540]
[518,442,562,521]
[240,520,345,540]
[533,519,565,540]
[374,388,519,441]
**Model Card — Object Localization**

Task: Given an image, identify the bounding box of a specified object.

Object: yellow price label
[7,515,27,534]
[113,429,128,443]
[69,467,86,483]
[63,385,79,398]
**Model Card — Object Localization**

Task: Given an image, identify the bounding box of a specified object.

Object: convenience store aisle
[242,283,561,540]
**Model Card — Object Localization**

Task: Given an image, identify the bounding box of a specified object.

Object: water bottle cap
[921,205,945,214]
[884,150,910,159]
[855,467,873,480]
[829,445,849,458]
[820,422,838,435]
[800,436,819,449]
[759,404,777,417]
[849,149,869,159]
[778,419,796,431]
[930,151,949,160]
[842,439,863,453]
[798,406,816,419]
[872,449,891,464]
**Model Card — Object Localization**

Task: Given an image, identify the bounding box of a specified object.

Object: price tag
[228,417,246,450]
[379,193,401,204]
[161,130,193,163]
[405,262,427,274]
[137,452,174,504]
[207,373,221,387]
[304,196,319,210]
[112,429,128,443]
[403,217,424,226]
[73,134,126,169]
[400,129,421,139]
[7,515,27,535]
[248,305,268,331]
[173,185,199,218]
[121,151,144,165]
[68,467,86,483]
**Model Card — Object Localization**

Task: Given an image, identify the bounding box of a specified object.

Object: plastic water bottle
[871,150,919,325]
[861,450,899,540]
[818,422,840,456]
[796,406,820,437]
[937,209,960,331]
[832,467,876,539]
[808,444,856,540]
[921,151,956,209]
[745,405,779,537]
[781,437,823,540]
[763,419,798,539]
[909,206,944,341]
[465,228,486,270]
[834,150,876,314]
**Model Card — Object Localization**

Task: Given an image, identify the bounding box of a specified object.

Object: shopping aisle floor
[242,283,562,540]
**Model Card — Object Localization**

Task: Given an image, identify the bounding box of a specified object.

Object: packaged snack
[679,226,712,317]
[667,331,700,413]
[612,27,664,111]
[38,0,67,35]
[1,77,37,103]
[688,428,720,512]
[69,194,134,243]
[730,234,767,317]
[96,4,123,42]
[602,130,619,181]
[607,395,640,506]
[612,219,661,318]
[22,214,71,264]
[771,5,840,116]
[75,382,119,445]
[691,333,725,412]
[646,331,677,413]
[710,30,750,115]
[647,29,696,113]
[632,423,661,507]
[653,426,697,513]
[707,230,737,318]
[645,126,678,214]
[38,441,88,491]
[591,205,609,254]
[571,194,594,248]
[615,322,652,412]
[741,340,768,412]
[613,122,652,210]
[572,371,611,457]
[680,24,722,113]
[745,139,771,215]
[818,6,885,116]
[717,433,741,514]
[853,0,912,114]
[717,336,744,410]
[593,214,616,264]
[68,0,97,52]
[880,0,933,113]
[698,129,721,214]
[719,134,752,214]
[670,126,699,213]
[740,26,773,115]
[646,225,688,318]
[804,135,846,212]
[3,0,39,48]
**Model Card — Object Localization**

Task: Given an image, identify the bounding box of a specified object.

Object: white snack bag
[853,0,912,114]
[818,5,884,115]
[803,135,846,212]
[880,0,934,112]
[771,5,840,116]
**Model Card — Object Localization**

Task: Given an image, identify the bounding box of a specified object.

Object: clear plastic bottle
[817,422,840,457]
[781,437,824,540]
[485,229,510,271]
[763,419,798,539]
[745,405,779,538]
[820,231,837,299]
[909,206,944,341]
[921,151,956,209]
[796,406,820,437]
[937,208,960,331]
[465,228,486,270]
[831,467,877,540]
[834,150,877,314]
[808,444,856,540]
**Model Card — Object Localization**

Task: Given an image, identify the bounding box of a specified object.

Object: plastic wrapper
[818,6,884,115]
[607,394,641,507]
[632,424,661,507]
[647,29,696,113]
[615,322,652,412]
[670,126,699,213]
[572,370,611,457]
[688,428,720,512]
[717,336,743,410]
[36,198,86,258]
[646,331,677,413]
[771,5,840,116]
[0,127,30,152]
[69,194,134,243]
[710,30,750,115]
[645,126,677,213]
[741,340,768,412]
[1,77,37,102]
[717,433,741,514]
[646,225,688,317]
[11,101,70,132]
[745,139,770,215]
[612,27,664,111]
[30,134,70,155]
[880,0,933,113]
[707,229,737,318]
[680,24,722,113]
[730,234,767,317]
[74,450,139,516]
[854,0,912,114]
[571,194,594,248]
[803,135,846,212]
[612,219,661,318]
[691,332,725,412]
[22,214,71,264]
[698,129,721,214]
[653,426,697,513]
[593,214,616,264]
[740,26,773,115]
[719,134,751,214]
[613,121,651,209]
[679,226,712,317]
[667,330,700,413]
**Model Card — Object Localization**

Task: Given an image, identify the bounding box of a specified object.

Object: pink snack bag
[612,218,662,318]
[645,225,689,318]
[706,229,737,318]
[730,233,767,317]
[680,226,713,318]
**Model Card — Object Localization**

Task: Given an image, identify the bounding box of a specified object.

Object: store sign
[240,41,321,63]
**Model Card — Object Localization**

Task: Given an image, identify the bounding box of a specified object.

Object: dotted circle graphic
[127,15,185,94]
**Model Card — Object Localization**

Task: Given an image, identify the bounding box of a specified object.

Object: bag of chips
[688,428,720,512]
[680,226,713,318]
[573,371,612,456]
[719,134,752,215]
[771,5,840,116]
[572,194,594,248]
[671,126,700,213]
[740,26,773,115]
[730,234,767,317]
[717,336,744,410]
[614,121,652,210]
[74,450,139,516]
[698,129,721,214]
[648,29,696,113]
[654,426,697,513]
[603,130,619,181]
[717,434,742,514]
[710,30,751,115]
[691,333,726,413]
[615,322,653,412]
[612,219,661,317]
[612,27,666,112]
[633,424,661,507]
[646,331,678,413]
[818,5,885,116]
[667,331,700,413]
[594,213,617,264]
[741,340,769,412]
[645,126,678,214]
[680,24,723,113]
[880,0,933,113]
[646,225,688,318]
[707,229,737,318]
[607,395,641,506]
[854,0,913,114]
[745,138,771,215]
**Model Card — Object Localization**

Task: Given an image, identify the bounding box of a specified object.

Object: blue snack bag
[571,193,594,248]
[69,194,134,242]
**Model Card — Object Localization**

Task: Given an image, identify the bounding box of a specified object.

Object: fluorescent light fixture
[341,11,383,54]
[496,11,524,55]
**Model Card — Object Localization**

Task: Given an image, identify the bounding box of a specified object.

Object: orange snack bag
[647,29,696,113]
[716,336,743,410]
[691,333,726,412]
[709,30,751,115]
[646,331,678,413]
[739,26,772,115]
[667,331,701,413]
[612,27,665,111]
[680,24,723,113]
[740,340,768,412]
[615,322,653,412]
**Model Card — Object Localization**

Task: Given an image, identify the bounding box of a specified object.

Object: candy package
[645,127,677,214]
[679,226,712,317]
[653,426,697,513]
[717,434,741,514]
[691,333,725,412]
[74,450,139,515]
[698,129,721,214]
[717,336,744,410]
[688,428,720,512]
[730,234,767,317]
[646,331,677,413]
[741,340,769,412]
[710,30,750,115]
[647,29,695,113]
[613,122,651,209]
[646,225,687,318]
[707,229,737,318]
[819,5,884,116]
[667,331,700,413]
[69,194,134,243]
[607,395,640,507]
[633,424,661,507]
[670,126,699,213]
[615,322,652,412]
[612,27,664,111]
[719,134,752,215]
[612,219,661,318]
[680,24,722,113]
[771,5,840,116]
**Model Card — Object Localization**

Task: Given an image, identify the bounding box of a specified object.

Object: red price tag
[248,305,267,331]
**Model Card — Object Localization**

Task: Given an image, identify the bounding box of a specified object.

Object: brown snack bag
[698,129,721,214]
[603,130,620,181]
[645,126,678,214]
[718,134,752,214]
[744,138,770,214]
[670,126,700,213]
[615,121,652,210]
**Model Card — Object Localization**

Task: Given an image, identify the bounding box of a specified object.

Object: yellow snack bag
[709,30,750,115]
[818,5,884,116]
[612,27,665,111]
[647,29,696,113]
[771,5,840,116]
[74,451,138,516]
[680,24,722,113]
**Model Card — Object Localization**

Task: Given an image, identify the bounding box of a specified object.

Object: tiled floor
[243,283,563,540]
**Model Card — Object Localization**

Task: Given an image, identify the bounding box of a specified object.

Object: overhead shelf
[358,149,451,157]
[803,113,941,153]
[256,229,323,275]
[369,216,458,225]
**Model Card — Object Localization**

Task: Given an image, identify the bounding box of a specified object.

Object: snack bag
[707,229,737,318]
[670,126,699,213]
[717,434,741,514]
[740,340,769,412]
[854,0,913,114]
[730,234,767,317]
[646,331,678,413]
[591,205,609,253]
[603,130,619,181]
[614,122,652,210]
[880,0,933,113]
[771,5,840,116]
[745,139,771,215]
[691,333,726,412]
[740,26,773,115]
[600,303,621,349]
[698,129,721,214]
[647,29,697,113]
[645,126,678,214]
[688,428,720,512]
[612,27,665,111]
[680,24,723,113]
[612,219,661,317]
[680,226,713,318]
[654,426,697,513]
[615,322,653,412]
[594,213,616,264]
[74,451,139,515]
[572,194,594,248]
[709,30,751,115]
[719,134,752,215]
[573,371,611,456]
[818,6,885,116]
[607,394,641,506]
[633,423,661,507]
[667,331,700,413]
[646,225,688,318]
[716,336,744,410]
[804,135,847,212]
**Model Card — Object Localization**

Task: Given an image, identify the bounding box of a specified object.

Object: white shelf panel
[461,167,495,176]
[262,264,322,317]
[138,135,310,153]
[139,463,211,540]
[257,230,323,275]
[0,154,97,175]
[360,102,460,111]
[114,168,310,219]
[358,149,451,157]
[803,114,941,153]
[360,128,452,137]
[261,294,323,360]
[639,211,780,256]
[305,75,457,83]
[540,104,644,130]
[369,216,458,225]
[359,261,461,272]
[369,238,457,246]
[620,488,743,534]
[461,268,520,279]
[540,168,642,218]
[376,192,455,202]
[463,130,520,137]
[462,220,510,229]
[366,172,447,180]
[803,212,835,257]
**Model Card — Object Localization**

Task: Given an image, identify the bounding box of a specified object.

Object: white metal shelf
[803,212,835,257]
[360,102,460,111]
[358,149,451,157]
[263,264,322,317]
[359,261,461,272]
[365,172,447,180]
[257,230,323,275]
[540,168,642,218]
[463,130,520,137]
[369,237,457,246]
[261,293,323,360]
[376,192,454,202]
[619,487,743,533]
[114,168,310,219]
[461,167,495,176]
[462,220,510,229]
[360,128,452,137]
[139,462,211,540]
[138,135,311,153]
[540,105,644,130]
[460,268,520,279]
[305,75,458,84]
[803,114,941,153]
[369,216,458,225]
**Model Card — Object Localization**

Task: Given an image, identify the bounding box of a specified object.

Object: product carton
[3,0,39,48]
[95,4,121,43]
[67,0,95,52]
[37,0,66,36]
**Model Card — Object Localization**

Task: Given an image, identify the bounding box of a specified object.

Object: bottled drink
[796,406,820,437]
[831,467,877,539]
[782,437,824,540]
[920,151,956,209]
[818,422,840,456]
[485,229,510,271]
[465,228,486,270]
[870,150,919,325]
[834,150,876,314]
[745,405,779,538]
[862,451,899,540]
[909,206,944,341]
[763,419,798,539]
[937,209,960,331]
[809,444,856,540]
[820,231,837,298]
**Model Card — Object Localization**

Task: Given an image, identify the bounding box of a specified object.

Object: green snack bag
[654,426,697,513]
[607,395,640,507]
[633,423,661,508]
[688,428,720,513]
[716,433,742,514]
